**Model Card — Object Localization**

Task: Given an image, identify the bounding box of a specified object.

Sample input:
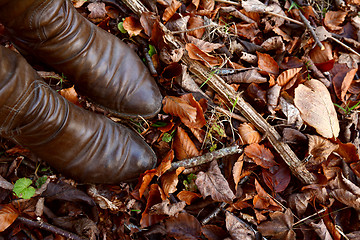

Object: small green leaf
[210,144,217,152]
[117,22,127,34]
[152,122,168,127]
[35,176,48,189]
[148,45,156,57]
[162,132,173,142]
[131,209,141,212]
[13,178,36,199]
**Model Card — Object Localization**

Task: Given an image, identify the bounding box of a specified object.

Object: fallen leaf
[59,86,80,106]
[267,84,281,114]
[257,208,295,239]
[233,23,260,41]
[149,199,186,216]
[241,0,267,13]
[188,16,205,38]
[179,93,207,128]
[123,16,143,37]
[276,68,302,87]
[160,167,185,196]
[87,185,119,211]
[187,35,224,52]
[324,11,347,31]
[253,179,282,210]
[257,52,279,75]
[165,212,202,240]
[261,36,285,52]
[309,42,334,72]
[238,123,262,145]
[0,204,19,232]
[87,2,106,19]
[222,69,267,84]
[195,161,235,203]
[162,0,182,22]
[332,68,357,102]
[202,225,229,240]
[173,126,200,160]
[140,12,159,36]
[279,96,303,129]
[186,43,221,66]
[200,0,215,11]
[177,190,202,205]
[225,211,255,240]
[294,79,340,138]
[244,143,277,169]
[156,150,175,177]
[233,155,244,191]
[288,192,312,217]
[306,135,338,170]
[162,95,197,123]
[72,0,87,8]
[262,164,291,192]
[139,169,157,198]
[140,184,167,228]
[309,219,333,240]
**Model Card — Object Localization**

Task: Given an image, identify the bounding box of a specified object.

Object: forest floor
[1,0,360,239]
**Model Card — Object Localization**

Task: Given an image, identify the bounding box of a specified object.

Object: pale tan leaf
[324,11,347,31]
[222,69,267,84]
[241,0,267,13]
[267,84,281,114]
[233,155,244,191]
[173,126,200,160]
[309,219,333,240]
[187,35,224,53]
[332,68,357,102]
[162,95,197,123]
[200,0,215,11]
[87,2,106,19]
[238,123,261,145]
[306,135,338,169]
[72,0,87,8]
[186,43,221,66]
[276,68,302,87]
[225,211,255,240]
[162,0,182,22]
[149,199,186,216]
[123,16,143,37]
[261,36,285,52]
[294,79,340,138]
[195,161,235,202]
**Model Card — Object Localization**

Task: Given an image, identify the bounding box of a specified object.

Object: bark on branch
[121,0,317,185]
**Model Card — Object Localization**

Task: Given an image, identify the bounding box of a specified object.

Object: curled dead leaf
[225,211,255,240]
[186,43,221,66]
[276,68,302,87]
[165,212,202,240]
[238,123,261,145]
[0,204,19,232]
[257,52,279,75]
[162,0,182,22]
[188,16,205,38]
[294,79,340,138]
[257,208,295,239]
[222,69,267,84]
[324,11,347,31]
[123,16,143,37]
[177,190,202,205]
[59,86,80,106]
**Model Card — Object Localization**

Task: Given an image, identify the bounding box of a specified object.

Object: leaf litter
[1,0,360,239]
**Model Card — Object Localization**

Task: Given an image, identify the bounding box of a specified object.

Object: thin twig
[169,146,242,171]
[18,217,85,240]
[215,106,247,122]
[201,202,227,225]
[214,0,241,6]
[266,11,305,26]
[293,208,326,227]
[329,35,360,58]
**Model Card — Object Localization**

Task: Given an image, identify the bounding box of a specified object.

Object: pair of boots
[0,0,162,183]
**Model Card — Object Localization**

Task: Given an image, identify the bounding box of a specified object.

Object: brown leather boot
[0,0,162,118]
[0,45,156,184]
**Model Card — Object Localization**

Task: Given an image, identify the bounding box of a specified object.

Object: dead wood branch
[169,146,242,171]
[122,0,317,185]
[18,217,85,240]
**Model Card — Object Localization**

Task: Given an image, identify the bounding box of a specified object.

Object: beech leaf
[324,11,347,31]
[225,211,255,240]
[244,143,277,169]
[162,95,197,123]
[165,212,202,240]
[123,16,143,37]
[177,191,202,205]
[162,0,182,22]
[276,68,302,87]
[257,208,295,239]
[257,52,279,75]
[238,123,261,145]
[187,16,205,38]
[186,43,221,66]
[294,79,340,138]
[173,126,200,160]
[195,161,235,203]
[0,204,19,232]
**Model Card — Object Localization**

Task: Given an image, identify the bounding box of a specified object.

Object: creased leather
[0,46,157,183]
[0,0,162,118]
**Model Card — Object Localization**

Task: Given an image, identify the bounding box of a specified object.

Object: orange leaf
[233,155,244,191]
[232,23,260,41]
[254,179,282,211]
[162,95,198,123]
[309,41,333,65]
[139,169,157,198]
[276,68,302,87]
[140,184,167,228]
[186,43,221,66]
[160,167,185,196]
[187,16,205,38]
[324,11,347,31]
[257,52,279,75]
[179,94,207,128]
[156,150,175,177]
[59,86,80,106]
[0,204,19,232]
[177,191,202,205]
[244,143,277,169]
[173,126,200,160]
[332,68,357,102]
[123,16,143,37]
[162,0,182,22]
[238,123,261,145]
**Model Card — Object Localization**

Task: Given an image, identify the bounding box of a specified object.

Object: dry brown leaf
[179,94,207,128]
[257,52,279,75]
[262,164,291,193]
[309,42,334,72]
[123,16,143,37]
[149,199,186,216]
[72,0,87,8]
[261,36,285,52]
[257,209,295,240]
[140,184,167,228]
[324,11,347,31]
[253,179,282,210]
[200,0,215,11]
[201,225,229,240]
[156,150,174,177]
[233,155,244,191]
[294,79,340,138]
[238,123,261,145]
[225,211,255,240]
[188,16,205,38]
[59,86,80,106]
[177,191,202,205]
[140,12,158,36]
[306,135,338,169]
[195,161,235,203]
[222,69,267,84]
[165,212,202,240]
[162,95,197,123]
[139,169,157,198]
[187,35,223,53]
[87,2,106,19]
[309,219,333,240]
[162,0,182,22]
[87,186,119,211]
[332,68,357,102]
[161,167,185,196]
[186,43,221,66]
[244,143,277,169]
[241,0,268,13]
[0,204,19,232]
[276,68,302,87]
[267,84,281,114]
[233,23,260,41]
[173,126,200,160]
[288,192,312,217]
